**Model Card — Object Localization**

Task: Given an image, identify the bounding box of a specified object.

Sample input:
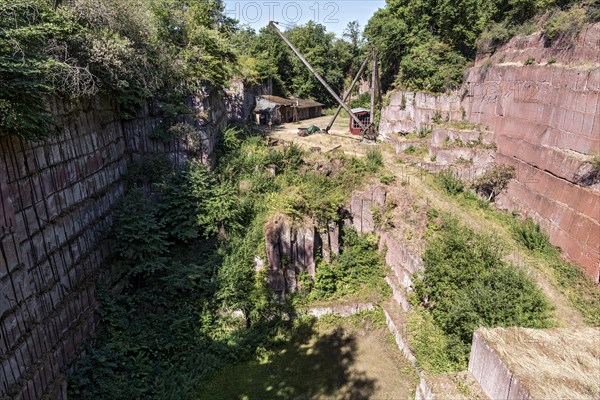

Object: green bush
[365,147,384,172]
[591,153,600,174]
[111,189,169,278]
[158,162,213,242]
[408,308,454,373]
[437,169,464,195]
[379,172,396,185]
[544,5,589,43]
[512,217,551,252]
[418,126,432,138]
[413,217,553,369]
[198,181,245,238]
[404,145,416,155]
[312,227,385,300]
[397,36,467,93]
[471,164,516,202]
[476,22,511,53]
[349,92,371,109]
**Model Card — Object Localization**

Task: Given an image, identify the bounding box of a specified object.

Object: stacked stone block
[378,22,600,281]
[1,97,126,400]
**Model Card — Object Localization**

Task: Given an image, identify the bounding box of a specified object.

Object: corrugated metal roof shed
[255,96,324,112]
[255,95,293,112]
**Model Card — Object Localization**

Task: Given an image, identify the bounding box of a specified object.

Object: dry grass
[479,327,600,399]
[264,115,368,157]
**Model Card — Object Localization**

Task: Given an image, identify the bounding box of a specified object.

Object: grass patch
[416,170,600,327]
[411,216,553,370]
[437,119,482,131]
[199,310,417,400]
[591,152,600,174]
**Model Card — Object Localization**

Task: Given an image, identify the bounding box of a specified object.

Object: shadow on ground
[199,319,377,400]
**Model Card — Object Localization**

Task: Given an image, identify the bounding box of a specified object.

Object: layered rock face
[123,86,229,166]
[0,97,126,400]
[0,84,254,399]
[264,214,340,295]
[379,23,600,282]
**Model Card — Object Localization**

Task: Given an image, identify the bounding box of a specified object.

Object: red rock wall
[379,23,600,281]
[0,84,249,399]
[0,97,126,400]
[466,24,600,281]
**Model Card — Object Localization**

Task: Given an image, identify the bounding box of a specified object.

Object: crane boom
[268,21,366,131]
[325,51,372,132]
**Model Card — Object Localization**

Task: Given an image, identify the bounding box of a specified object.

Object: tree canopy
[1,1,370,138]
[364,0,598,93]
[234,20,368,107]
[0,0,237,139]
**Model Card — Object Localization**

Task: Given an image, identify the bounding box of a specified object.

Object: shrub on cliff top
[0,0,236,139]
[544,5,590,43]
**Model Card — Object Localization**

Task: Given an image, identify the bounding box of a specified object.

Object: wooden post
[375,54,382,104]
[370,48,377,124]
[325,52,372,132]
[268,21,365,131]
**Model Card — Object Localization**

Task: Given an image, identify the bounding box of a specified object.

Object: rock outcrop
[264,214,341,296]
[379,23,600,281]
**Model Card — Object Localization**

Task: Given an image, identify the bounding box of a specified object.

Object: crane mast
[268,21,379,139]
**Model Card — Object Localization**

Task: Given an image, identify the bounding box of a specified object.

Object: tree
[0,0,238,139]
[364,0,572,93]
[197,181,244,238]
[471,164,516,201]
[0,0,77,139]
[112,189,169,278]
[397,35,467,93]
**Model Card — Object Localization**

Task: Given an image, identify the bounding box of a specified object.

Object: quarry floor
[200,313,417,400]
[260,114,369,157]
[266,116,588,329]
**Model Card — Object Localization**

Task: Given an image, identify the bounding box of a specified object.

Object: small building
[288,97,324,121]
[349,107,371,135]
[254,95,293,125]
[254,96,324,125]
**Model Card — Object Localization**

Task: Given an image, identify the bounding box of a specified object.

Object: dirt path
[263,115,369,157]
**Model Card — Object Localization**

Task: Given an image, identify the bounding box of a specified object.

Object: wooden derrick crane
[268,21,380,140]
